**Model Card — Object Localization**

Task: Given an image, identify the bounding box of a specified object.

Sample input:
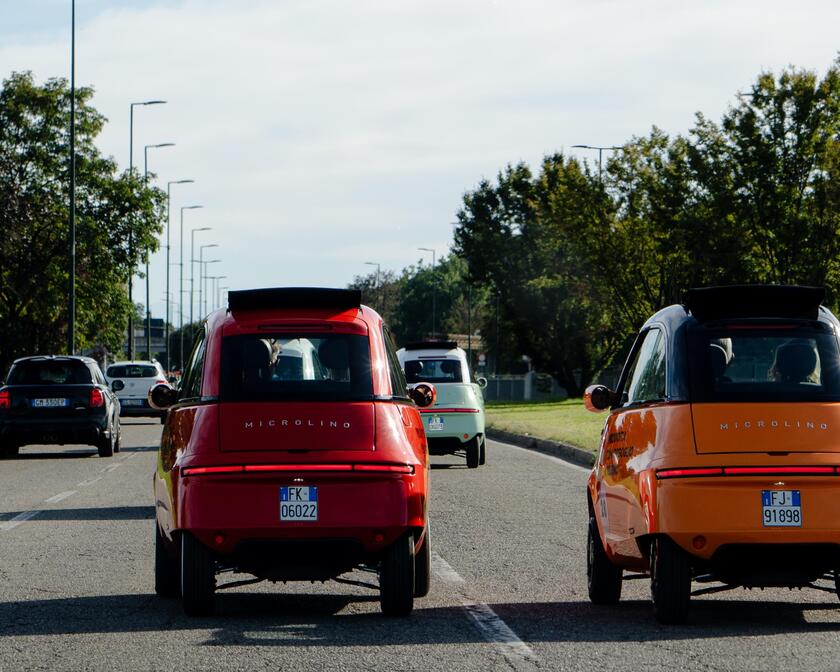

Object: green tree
[0,72,165,372]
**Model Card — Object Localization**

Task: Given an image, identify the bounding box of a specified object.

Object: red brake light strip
[656,466,839,479]
[418,407,480,413]
[182,463,414,477]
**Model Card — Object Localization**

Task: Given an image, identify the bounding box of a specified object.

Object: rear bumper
[117,398,161,417]
[172,470,426,560]
[420,410,484,443]
[0,415,108,446]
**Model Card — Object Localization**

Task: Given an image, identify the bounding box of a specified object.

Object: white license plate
[280,486,318,521]
[31,398,69,408]
[427,415,444,432]
[121,399,144,406]
[762,490,801,527]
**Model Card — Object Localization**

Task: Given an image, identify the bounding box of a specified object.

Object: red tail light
[182,463,415,477]
[656,467,724,479]
[0,389,9,409]
[89,388,105,408]
[657,465,840,479]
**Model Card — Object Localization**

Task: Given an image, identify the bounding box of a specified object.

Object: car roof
[398,347,463,359]
[12,355,96,365]
[107,360,160,367]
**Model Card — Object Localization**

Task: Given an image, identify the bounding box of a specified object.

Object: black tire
[155,524,180,598]
[97,425,114,458]
[414,527,431,598]
[650,536,691,624]
[113,419,121,454]
[478,436,486,466]
[380,533,414,616]
[1,443,18,458]
[834,569,840,601]
[587,515,622,604]
[466,437,480,469]
[181,533,216,616]
[160,413,167,425]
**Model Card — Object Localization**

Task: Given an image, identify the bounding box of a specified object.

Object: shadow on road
[430,463,467,470]
[0,594,839,643]
[9,448,96,460]
[0,506,154,522]
[120,444,158,453]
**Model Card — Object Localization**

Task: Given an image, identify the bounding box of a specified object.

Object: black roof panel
[228,287,361,312]
[684,285,825,322]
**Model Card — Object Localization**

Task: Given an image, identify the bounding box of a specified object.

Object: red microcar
[150,288,435,616]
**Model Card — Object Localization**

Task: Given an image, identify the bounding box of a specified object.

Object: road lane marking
[101,463,121,473]
[44,491,77,504]
[76,476,103,487]
[0,510,40,532]
[491,439,591,473]
[462,600,539,670]
[431,552,465,584]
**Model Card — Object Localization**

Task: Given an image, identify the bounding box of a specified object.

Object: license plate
[761,490,801,527]
[121,399,144,406]
[280,486,318,521]
[31,398,69,408]
[427,415,444,432]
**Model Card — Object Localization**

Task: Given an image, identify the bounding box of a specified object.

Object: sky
[2,0,840,324]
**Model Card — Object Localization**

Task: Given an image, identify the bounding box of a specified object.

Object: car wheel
[97,425,114,458]
[113,419,121,454]
[414,527,431,598]
[650,536,691,624]
[1,442,19,459]
[380,533,414,616]
[160,413,167,425]
[834,569,840,601]
[466,437,480,469]
[155,524,180,598]
[478,436,486,466]
[587,514,622,604]
[181,532,216,616]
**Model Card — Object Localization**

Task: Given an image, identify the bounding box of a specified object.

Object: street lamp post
[193,241,217,325]
[219,285,230,310]
[200,259,221,316]
[209,276,227,311]
[418,247,437,337]
[143,143,175,360]
[364,261,380,307]
[127,99,166,360]
[68,0,76,355]
[165,180,194,368]
[181,215,205,368]
[571,144,621,181]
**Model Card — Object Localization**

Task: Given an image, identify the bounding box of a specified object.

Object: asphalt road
[2,420,840,671]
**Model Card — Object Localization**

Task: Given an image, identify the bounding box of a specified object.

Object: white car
[105,360,168,422]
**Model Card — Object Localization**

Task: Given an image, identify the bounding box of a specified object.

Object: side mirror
[476,377,488,389]
[408,382,437,409]
[584,384,618,412]
[148,383,178,410]
[111,379,125,392]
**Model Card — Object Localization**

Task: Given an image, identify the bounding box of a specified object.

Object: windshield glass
[106,365,158,378]
[8,360,93,385]
[403,358,464,383]
[220,334,373,402]
[688,322,840,402]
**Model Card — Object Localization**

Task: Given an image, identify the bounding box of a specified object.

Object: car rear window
[688,322,840,402]
[220,334,373,402]
[8,360,93,385]
[106,365,158,378]
[403,358,464,383]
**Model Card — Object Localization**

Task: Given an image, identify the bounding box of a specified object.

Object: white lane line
[490,438,591,473]
[101,463,121,473]
[431,552,465,584]
[43,491,77,504]
[462,600,539,670]
[76,476,103,487]
[0,510,40,532]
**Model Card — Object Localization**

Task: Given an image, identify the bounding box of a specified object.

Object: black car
[0,356,121,458]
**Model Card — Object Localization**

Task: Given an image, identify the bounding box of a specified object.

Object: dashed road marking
[0,510,40,532]
[431,552,465,584]
[44,491,77,504]
[76,476,103,487]
[101,463,121,473]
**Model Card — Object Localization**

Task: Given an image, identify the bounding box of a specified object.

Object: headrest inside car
[440,360,458,374]
[404,360,422,376]
[774,341,818,383]
[318,338,349,371]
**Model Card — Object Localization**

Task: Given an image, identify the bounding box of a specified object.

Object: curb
[486,427,596,469]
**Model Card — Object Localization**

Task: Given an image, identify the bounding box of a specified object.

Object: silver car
[105,360,167,422]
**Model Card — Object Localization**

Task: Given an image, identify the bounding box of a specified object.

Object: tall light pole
[127,99,166,360]
[68,0,76,355]
[364,261,381,308]
[219,285,230,310]
[143,142,175,360]
[180,210,204,369]
[191,238,215,327]
[209,276,227,311]
[571,144,621,181]
[199,256,221,317]
[165,180,193,369]
[418,247,437,337]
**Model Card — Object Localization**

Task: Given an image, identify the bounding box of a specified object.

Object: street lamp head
[206,259,222,265]
[169,179,195,186]
[182,205,204,213]
[147,142,175,149]
[201,243,219,250]
[143,100,166,106]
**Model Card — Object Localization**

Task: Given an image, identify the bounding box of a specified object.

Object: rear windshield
[106,364,158,378]
[403,358,464,383]
[220,334,373,402]
[8,360,93,385]
[689,322,840,402]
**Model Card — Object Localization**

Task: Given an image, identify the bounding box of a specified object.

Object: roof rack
[403,341,459,351]
[228,287,361,312]
[684,285,825,322]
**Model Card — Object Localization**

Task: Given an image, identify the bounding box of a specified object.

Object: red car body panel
[154,300,429,570]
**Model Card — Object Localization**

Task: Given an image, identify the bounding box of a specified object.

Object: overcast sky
[2,0,839,323]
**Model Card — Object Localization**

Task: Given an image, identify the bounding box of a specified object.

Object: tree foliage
[0,72,165,371]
